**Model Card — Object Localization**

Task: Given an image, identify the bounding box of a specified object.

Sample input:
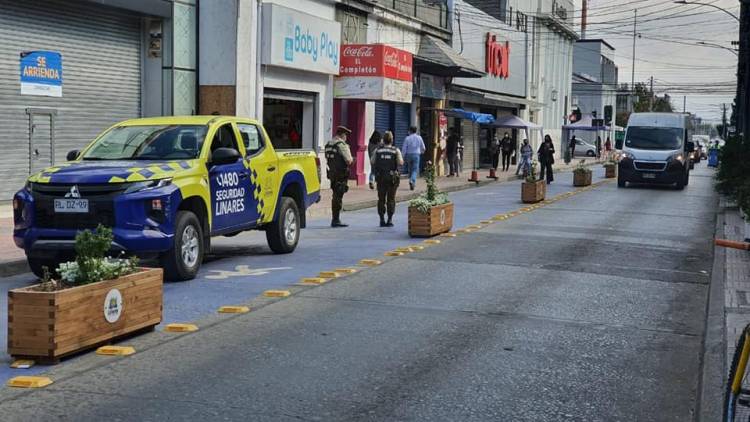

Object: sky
[585,0,739,122]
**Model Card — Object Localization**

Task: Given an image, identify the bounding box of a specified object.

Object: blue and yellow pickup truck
[13,116,321,280]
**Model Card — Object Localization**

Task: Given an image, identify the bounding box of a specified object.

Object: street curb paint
[359,259,382,266]
[7,376,53,388]
[218,306,251,314]
[407,245,425,251]
[423,239,441,244]
[319,271,342,278]
[10,359,35,369]
[300,277,328,285]
[395,247,415,253]
[263,290,291,298]
[439,233,458,238]
[164,323,199,333]
[385,251,405,257]
[96,346,136,356]
[334,268,358,274]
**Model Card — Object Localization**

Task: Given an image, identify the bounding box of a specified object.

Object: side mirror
[210,147,241,166]
[66,150,80,161]
[615,139,624,150]
[687,141,695,153]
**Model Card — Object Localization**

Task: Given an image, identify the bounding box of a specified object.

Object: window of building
[263,90,316,150]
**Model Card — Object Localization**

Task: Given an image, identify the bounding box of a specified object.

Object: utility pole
[631,9,638,112]
[683,96,686,113]
[722,103,728,139]
[649,76,654,111]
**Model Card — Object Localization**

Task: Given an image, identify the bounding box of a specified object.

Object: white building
[571,39,619,144]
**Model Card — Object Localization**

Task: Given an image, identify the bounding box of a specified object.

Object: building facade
[0,0,196,198]
[571,39,618,144]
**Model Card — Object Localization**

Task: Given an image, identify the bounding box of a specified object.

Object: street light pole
[697,41,739,56]
[673,0,739,22]
[631,9,638,111]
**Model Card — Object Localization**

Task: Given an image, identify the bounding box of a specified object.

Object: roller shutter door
[461,104,479,171]
[374,102,392,137]
[0,0,141,198]
[393,103,410,151]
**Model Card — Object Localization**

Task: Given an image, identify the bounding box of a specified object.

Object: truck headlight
[124,178,172,194]
[619,151,634,161]
[670,153,685,163]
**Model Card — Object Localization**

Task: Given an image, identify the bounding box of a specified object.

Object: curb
[0,259,29,278]
[698,200,727,421]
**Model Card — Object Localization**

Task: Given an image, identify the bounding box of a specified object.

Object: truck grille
[634,161,666,171]
[31,183,130,229]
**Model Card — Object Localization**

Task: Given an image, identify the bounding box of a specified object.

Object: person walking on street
[489,133,501,171]
[401,126,426,190]
[516,138,533,177]
[372,131,403,227]
[569,135,577,159]
[596,136,602,159]
[500,132,513,171]
[325,126,354,228]
[538,134,555,184]
[604,136,613,160]
[367,130,383,190]
[446,127,459,177]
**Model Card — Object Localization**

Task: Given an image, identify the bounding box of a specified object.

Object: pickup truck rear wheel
[160,211,203,281]
[266,197,300,254]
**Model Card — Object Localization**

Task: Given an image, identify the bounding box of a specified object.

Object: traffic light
[604,106,613,124]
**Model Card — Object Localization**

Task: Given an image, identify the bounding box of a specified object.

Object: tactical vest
[374,145,398,178]
[325,141,348,179]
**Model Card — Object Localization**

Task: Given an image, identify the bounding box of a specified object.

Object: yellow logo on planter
[104,289,123,323]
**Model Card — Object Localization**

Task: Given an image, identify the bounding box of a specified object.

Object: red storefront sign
[339,44,413,82]
[485,33,510,79]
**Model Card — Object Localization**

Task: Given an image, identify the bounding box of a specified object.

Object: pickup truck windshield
[82,125,208,160]
[625,126,683,150]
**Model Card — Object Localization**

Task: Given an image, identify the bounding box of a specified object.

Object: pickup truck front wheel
[266,197,300,254]
[161,211,203,281]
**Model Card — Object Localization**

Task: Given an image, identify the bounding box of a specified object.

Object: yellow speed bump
[218,305,251,314]
[7,376,52,389]
[359,259,382,266]
[407,245,425,251]
[492,215,507,221]
[395,247,415,253]
[300,277,328,285]
[423,239,441,245]
[467,224,483,229]
[385,251,405,257]
[318,271,342,278]
[480,220,493,225]
[10,359,35,369]
[439,232,458,238]
[263,290,291,298]
[457,228,475,233]
[96,345,136,356]
[334,268,358,274]
[165,323,199,333]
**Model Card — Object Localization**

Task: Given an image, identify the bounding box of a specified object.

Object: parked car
[14,116,321,280]
[573,139,597,157]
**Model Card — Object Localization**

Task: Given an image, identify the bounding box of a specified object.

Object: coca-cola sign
[339,44,412,81]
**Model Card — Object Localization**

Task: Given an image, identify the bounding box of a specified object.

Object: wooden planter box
[574,171,593,187]
[8,268,163,363]
[522,180,546,203]
[408,202,454,237]
[604,164,617,178]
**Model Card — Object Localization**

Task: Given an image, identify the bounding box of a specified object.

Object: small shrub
[574,160,592,175]
[409,164,449,213]
[525,161,538,184]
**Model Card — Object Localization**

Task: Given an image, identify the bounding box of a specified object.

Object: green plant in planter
[56,225,139,286]
[525,161,538,183]
[574,160,592,175]
[738,181,750,222]
[409,164,449,213]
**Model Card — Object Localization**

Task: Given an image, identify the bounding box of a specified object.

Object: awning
[414,36,484,78]
[486,114,545,142]
[442,108,495,124]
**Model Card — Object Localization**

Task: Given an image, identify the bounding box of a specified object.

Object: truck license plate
[642,173,656,179]
[54,199,89,213]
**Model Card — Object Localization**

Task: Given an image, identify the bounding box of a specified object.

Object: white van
[618,112,695,190]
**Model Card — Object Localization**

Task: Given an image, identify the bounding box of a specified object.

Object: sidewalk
[0,159,601,275]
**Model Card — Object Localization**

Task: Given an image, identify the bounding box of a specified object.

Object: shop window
[238,124,265,156]
[211,124,240,153]
[263,97,305,149]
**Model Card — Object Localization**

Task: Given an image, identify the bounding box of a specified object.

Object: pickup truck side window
[211,124,240,153]
[237,124,264,156]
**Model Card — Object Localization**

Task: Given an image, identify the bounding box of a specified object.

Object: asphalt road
[0,165,718,421]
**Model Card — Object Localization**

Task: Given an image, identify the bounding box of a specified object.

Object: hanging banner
[20,51,63,97]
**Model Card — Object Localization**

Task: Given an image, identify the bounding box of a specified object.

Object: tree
[616,82,674,126]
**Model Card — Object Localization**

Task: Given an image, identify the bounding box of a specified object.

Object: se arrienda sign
[20,51,62,97]
[339,44,413,82]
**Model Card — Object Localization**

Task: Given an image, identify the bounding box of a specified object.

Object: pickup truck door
[237,123,279,224]
[207,123,255,232]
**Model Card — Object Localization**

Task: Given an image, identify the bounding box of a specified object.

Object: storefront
[260,4,341,151]
[449,0,530,171]
[333,44,413,183]
[0,0,194,199]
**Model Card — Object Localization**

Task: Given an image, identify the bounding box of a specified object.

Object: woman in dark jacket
[537,135,556,184]
[368,130,383,189]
